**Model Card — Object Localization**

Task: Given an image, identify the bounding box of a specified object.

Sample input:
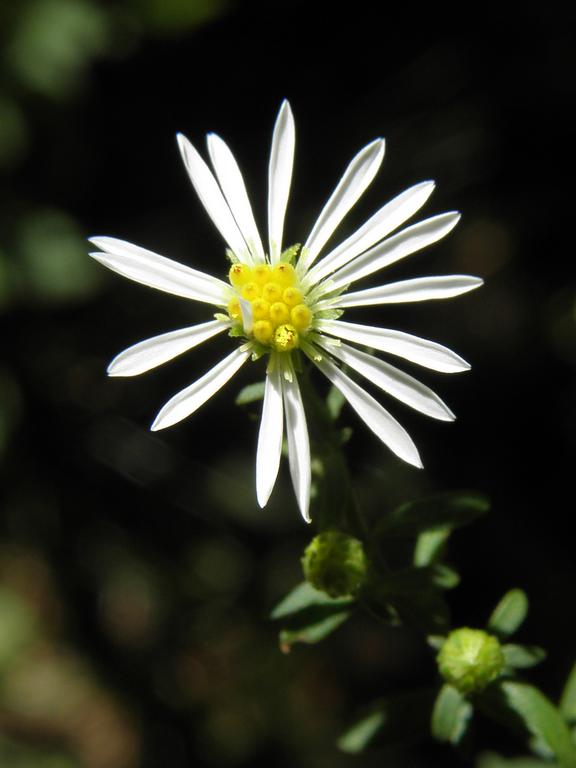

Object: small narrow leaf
[560,662,576,723]
[235,381,265,405]
[431,684,473,744]
[502,644,547,669]
[477,752,554,768]
[376,491,490,537]
[338,690,435,753]
[487,589,529,639]
[270,581,352,620]
[484,680,576,768]
[414,528,450,566]
[279,610,351,651]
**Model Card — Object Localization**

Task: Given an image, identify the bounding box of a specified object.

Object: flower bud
[437,627,504,694]
[301,531,368,598]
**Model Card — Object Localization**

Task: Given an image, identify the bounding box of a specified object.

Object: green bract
[302,531,368,598]
[437,627,504,694]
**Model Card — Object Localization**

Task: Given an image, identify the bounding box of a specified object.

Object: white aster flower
[89,101,482,522]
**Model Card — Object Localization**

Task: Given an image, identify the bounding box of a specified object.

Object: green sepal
[228,324,244,338]
[375,491,490,538]
[487,589,529,639]
[270,581,353,651]
[560,662,576,723]
[479,680,576,768]
[235,381,265,405]
[502,644,547,670]
[280,243,301,263]
[431,683,473,744]
[337,689,435,754]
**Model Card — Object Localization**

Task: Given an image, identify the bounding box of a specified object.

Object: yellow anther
[291,304,312,332]
[253,320,273,344]
[263,282,282,303]
[229,263,251,288]
[283,287,303,307]
[227,297,241,320]
[241,281,260,301]
[270,302,290,325]
[271,263,296,287]
[252,264,271,284]
[274,324,299,351]
[252,298,270,320]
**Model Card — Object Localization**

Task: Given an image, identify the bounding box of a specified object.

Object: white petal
[256,363,284,507]
[312,354,422,468]
[318,275,484,310]
[268,100,295,262]
[89,236,230,305]
[316,339,454,421]
[316,319,470,373]
[304,181,435,288]
[206,133,265,263]
[281,365,311,522]
[301,138,385,270]
[328,212,461,291]
[151,347,250,431]
[107,320,228,377]
[176,133,250,261]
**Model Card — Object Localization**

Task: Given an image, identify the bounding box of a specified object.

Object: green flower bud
[301,531,368,598]
[437,627,505,694]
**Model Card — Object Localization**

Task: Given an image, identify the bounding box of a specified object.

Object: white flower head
[89,101,482,522]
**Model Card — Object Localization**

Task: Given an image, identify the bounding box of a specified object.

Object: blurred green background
[1,2,575,766]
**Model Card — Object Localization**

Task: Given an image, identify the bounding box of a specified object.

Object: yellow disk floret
[274,324,299,351]
[227,257,313,352]
[291,304,312,332]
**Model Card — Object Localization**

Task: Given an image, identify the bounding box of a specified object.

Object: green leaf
[271,582,353,651]
[338,690,435,753]
[235,381,265,405]
[483,680,576,768]
[279,610,351,651]
[502,644,547,669]
[477,751,555,768]
[431,684,473,744]
[487,589,529,639]
[375,491,490,537]
[414,528,450,566]
[326,384,346,420]
[560,662,576,723]
[374,565,459,596]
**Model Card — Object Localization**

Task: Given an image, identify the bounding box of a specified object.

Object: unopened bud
[302,531,368,598]
[437,627,504,694]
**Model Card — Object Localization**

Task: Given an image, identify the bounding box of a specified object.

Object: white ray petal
[256,363,284,508]
[318,275,484,310]
[107,320,228,377]
[304,181,435,288]
[151,347,250,431]
[316,339,454,421]
[176,133,251,262]
[313,354,422,468]
[207,133,265,264]
[316,319,470,373]
[301,138,385,270]
[89,237,230,305]
[268,100,295,262]
[328,212,461,291]
[281,364,311,522]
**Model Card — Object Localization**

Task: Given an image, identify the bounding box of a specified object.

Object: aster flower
[89,101,482,522]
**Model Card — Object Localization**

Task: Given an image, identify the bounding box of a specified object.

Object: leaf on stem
[375,491,490,538]
[431,683,473,744]
[487,589,529,639]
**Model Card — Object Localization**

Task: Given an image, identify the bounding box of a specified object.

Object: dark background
[1,2,575,766]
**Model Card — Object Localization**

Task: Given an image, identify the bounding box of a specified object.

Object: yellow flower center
[227,262,312,351]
